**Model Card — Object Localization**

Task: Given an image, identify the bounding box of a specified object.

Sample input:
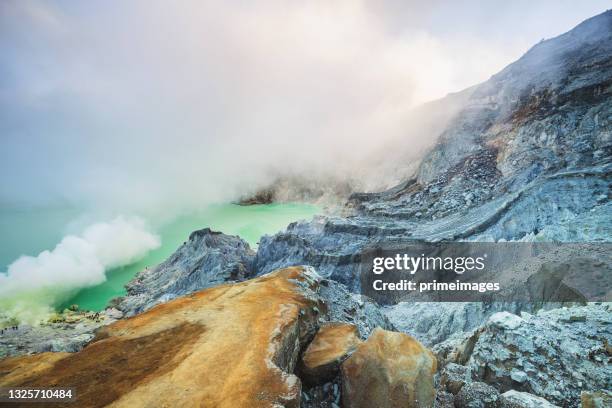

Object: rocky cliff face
[254,11,611,289]
[252,13,612,358]
[248,12,611,407]
[1,267,322,407]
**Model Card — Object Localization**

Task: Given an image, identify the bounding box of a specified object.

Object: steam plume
[0,217,160,323]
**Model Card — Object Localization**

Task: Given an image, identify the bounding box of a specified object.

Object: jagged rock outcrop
[435,390,455,408]
[116,228,255,316]
[237,175,354,206]
[441,305,611,407]
[298,323,361,386]
[115,225,393,334]
[340,328,437,408]
[0,267,324,408]
[439,363,475,395]
[436,364,561,408]
[0,227,393,362]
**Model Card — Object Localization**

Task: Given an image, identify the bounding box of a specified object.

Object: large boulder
[340,328,437,408]
[298,322,361,385]
[116,228,255,316]
[0,266,322,408]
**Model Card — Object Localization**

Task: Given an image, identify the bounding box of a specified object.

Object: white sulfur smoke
[2,1,607,216]
[0,216,160,323]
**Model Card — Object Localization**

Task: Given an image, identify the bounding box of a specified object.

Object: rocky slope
[254,10,612,286]
[0,229,393,358]
[249,11,611,407]
[252,11,612,352]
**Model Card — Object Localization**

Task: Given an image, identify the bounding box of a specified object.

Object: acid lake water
[0,203,319,312]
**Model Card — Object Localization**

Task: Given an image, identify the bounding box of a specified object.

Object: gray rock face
[384,302,528,346]
[116,228,255,316]
[435,390,455,408]
[318,278,394,338]
[453,305,612,407]
[436,363,561,408]
[301,379,342,408]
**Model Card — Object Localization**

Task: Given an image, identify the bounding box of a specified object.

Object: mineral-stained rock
[581,390,612,408]
[501,390,559,408]
[298,322,361,386]
[341,328,437,408]
[0,266,323,408]
[116,228,255,316]
[457,305,612,407]
[454,382,500,408]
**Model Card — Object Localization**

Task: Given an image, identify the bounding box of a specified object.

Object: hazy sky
[1,0,609,214]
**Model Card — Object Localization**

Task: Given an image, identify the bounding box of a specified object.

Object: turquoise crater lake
[0,203,319,312]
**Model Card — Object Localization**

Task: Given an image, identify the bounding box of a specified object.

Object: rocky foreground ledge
[0,267,411,408]
[1,266,610,407]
